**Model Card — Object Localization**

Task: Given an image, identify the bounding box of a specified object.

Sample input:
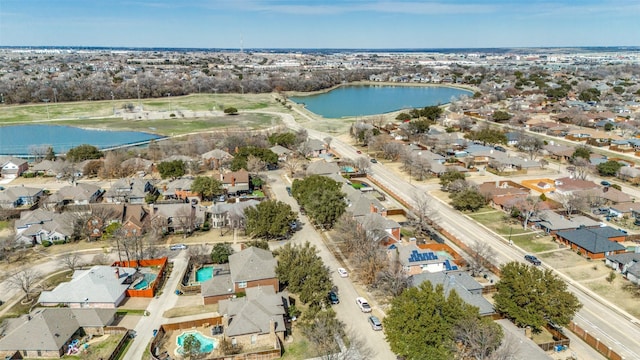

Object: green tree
[491,110,512,122]
[210,242,234,264]
[291,175,346,229]
[268,132,297,147]
[45,146,56,161]
[244,200,296,239]
[223,107,238,114]
[396,112,411,122]
[157,160,185,179]
[275,242,333,306]
[229,146,278,171]
[494,262,581,331]
[384,281,480,359]
[439,169,466,190]
[420,105,443,121]
[191,176,223,201]
[597,160,623,177]
[465,128,507,146]
[244,239,270,250]
[571,145,591,162]
[578,88,601,102]
[66,144,102,162]
[181,334,202,359]
[408,118,431,134]
[450,188,487,212]
[604,122,615,132]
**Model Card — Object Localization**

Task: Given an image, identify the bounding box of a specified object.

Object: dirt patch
[118,297,152,310]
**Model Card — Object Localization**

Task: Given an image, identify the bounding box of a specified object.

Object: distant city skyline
[1,0,638,49]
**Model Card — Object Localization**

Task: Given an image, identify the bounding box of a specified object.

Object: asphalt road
[267,170,396,359]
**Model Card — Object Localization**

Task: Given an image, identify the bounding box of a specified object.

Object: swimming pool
[133,273,157,290]
[176,330,217,354]
[196,266,214,282]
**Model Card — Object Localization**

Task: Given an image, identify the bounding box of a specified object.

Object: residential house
[0,156,29,179]
[202,247,278,305]
[218,286,287,348]
[306,160,340,176]
[30,160,70,177]
[553,177,598,195]
[120,204,148,238]
[554,227,627,259]
[608,202,640,219]
[606,252,640,285]
[104,178,156,204]
[208,199,258,229]
[302,139,327,157]
[356,212,401,245]
[478,180,530,210]
[0,186,44,209]
[534,210,601,235]
[221,169,250,195]
[269,145,293,162]
[202,149,233,170]
[150,203,203,235]
[38,265,138,308]
[576,187,633,209]
[161,177,195,200]
[15,209,76,246]
[43,182,103,210]
[0,308,116,358]
[542,144,575,163]
[396,243,459,275]
[86,203,125,240]
[619,166,640,184]
[410,270,494,316]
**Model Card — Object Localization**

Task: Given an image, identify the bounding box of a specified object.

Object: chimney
[114,268,120,279]
[231,176,236,187]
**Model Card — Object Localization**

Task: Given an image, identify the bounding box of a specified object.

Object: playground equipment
[66,339,80,355]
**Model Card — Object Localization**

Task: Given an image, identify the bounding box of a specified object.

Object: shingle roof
[218,287,286,337]
[410,272,494,316]
[306,160,340,175]
[229,247,276,283]
[556,227,627,254]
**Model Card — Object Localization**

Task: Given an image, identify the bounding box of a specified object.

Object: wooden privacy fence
[568,321,623,360]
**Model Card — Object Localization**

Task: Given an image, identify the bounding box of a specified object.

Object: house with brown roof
[202,149,233,169]
[0,156,28,179]
[221,169,250,194]
[553,177,598,195]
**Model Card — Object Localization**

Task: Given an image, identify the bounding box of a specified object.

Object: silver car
[368,315,383,331]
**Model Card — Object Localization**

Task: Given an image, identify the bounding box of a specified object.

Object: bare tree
[92,252,112,265]
[324,136,333,150]
[557,193,588,217]
[374,254,409,297]
[413,192,437,231]
[283,157,304,177]
[515,197,541,230]
[174,206,197,238]
[246,154,266,175]
[573,157,591,181]
[7,269,41,301]
[468,240,496,277]
[355,157,370,173]
[410,156,431,181]
[60,253,83,272]
[454,316,504,360]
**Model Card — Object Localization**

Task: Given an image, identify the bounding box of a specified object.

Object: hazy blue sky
[1,0,638,48]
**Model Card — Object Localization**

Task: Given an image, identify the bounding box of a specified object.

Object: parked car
[286,186,292,196]
[368,315,383,331]
[370,158,378,163]
[356,297,372,312]
[356,150,362,154]
[601,180,611,187]
[328,291,340,305]
[170,244,187,250]
[494,146,507,152]
[337,267,348,277]
[524,254,541,266]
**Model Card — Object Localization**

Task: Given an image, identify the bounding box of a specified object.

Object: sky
[0,0,639,49]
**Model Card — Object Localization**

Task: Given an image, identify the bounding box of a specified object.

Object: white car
[356,297,372,313]
[337,267,348,277]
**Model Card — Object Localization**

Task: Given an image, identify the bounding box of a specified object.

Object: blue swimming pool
[196,266,214,282]
[133,273,157,290]
[177,330,217,354]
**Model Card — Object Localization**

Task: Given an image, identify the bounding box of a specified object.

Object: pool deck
[165,325,220,357]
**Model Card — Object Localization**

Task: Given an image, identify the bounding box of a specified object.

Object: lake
[0,125,163,155]
[289,85,472,118]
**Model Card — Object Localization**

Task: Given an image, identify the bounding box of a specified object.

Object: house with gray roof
[38,265,137,308]
[150,203,205,235]
[554,226,627,259]
[302,139,327,157]
[410,271,494,316]
[0,186,44,209]
[356,212,401,244]
[219,286,287,347]
[534,210,601,235]
[0,308,116,358]
[202,247,278,305]
[15,209,76,246]
[0,156,28,179]
[306,160,340,176]
[104,178,156,204]
[606,252,640,282]
[44,182,103,210]
[30,160,71,177]
[269,145,293,162]
[207,199,258,229]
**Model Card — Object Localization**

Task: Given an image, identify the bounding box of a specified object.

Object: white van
[170,244,187,250]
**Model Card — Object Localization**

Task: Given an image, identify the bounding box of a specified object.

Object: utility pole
[42,99,50,120]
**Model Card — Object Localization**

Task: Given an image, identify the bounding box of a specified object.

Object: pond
[0,125,163,155]
[289,85,472,118]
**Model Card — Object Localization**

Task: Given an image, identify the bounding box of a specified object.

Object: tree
[157,160,185,179]
[491,110,512,122]
[597,160,623,177]
[7,269,40,301]
[268,132,297,147]
[494,262,581,331]
[450,188,486,212]
[557,193,587,217]
[244,200,296,239]
[223,106,238,114]
[384,281,480,359]
[454,315,504,360]
[374,255,409,297]
[229,147,278,171]
[300,309,344,358]
[439,169,466,190]
[283,157,304,177]
[515,196,541,230]
[465,127,507,146]
[66,144,102,162]
[275,242,333,306]
[578,88,601,102]
[181,333,202,359]
[292,175,346,229]
[191,176,223,201]
[517,135,544,160]
[45,146,56,161]
[60,253,83,272]
[467,240,496,277]
[572,157,591,181]
[571,145,591,162]
[210,243,234,263]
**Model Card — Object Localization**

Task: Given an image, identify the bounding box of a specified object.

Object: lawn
[162,304,218,318]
